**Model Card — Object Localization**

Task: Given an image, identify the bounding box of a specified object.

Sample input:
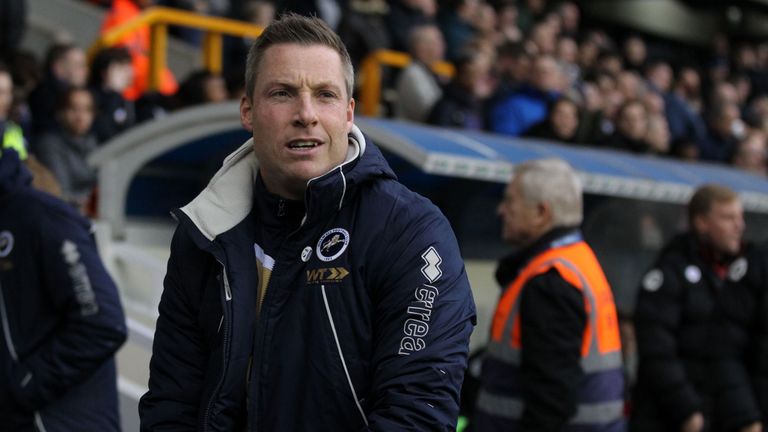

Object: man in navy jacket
[0,147,127,431]
[139,14,476,431]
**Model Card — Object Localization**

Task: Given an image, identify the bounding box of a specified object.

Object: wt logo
[420,247,442,283]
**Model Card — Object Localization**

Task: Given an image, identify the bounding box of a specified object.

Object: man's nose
[294,94,319,127]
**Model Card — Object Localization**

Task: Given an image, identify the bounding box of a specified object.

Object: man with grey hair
[140,13,476,431]
[474,158,624,431]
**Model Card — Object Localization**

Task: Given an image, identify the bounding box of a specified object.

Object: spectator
[471,2,499,49]
[494,42,531,93]
[556,1,580,39]
[100,0,178,101]
[732,130,768,177]
[646,60,708,150]
[515,0,546,35]
[490,54,565,136]
[395,24,445,122]
[175,69,229,109]
[623,35,647,73]
[730,73,753,108]
[8,50,42,133]
[438,0,480,61]
[0,64,26,160]
[597,50,624,77]
[746,95,768,133]
[604,99,653,153]
[88,47,135,143]
[527,20,557,55]
[495,1,522,44]
[674,66,703,114]
[0,145,127,431]
[337,0,390,68]
[474,158,624,431]
[385,0,437,52]
[428,50,493,129]
[525,96,581,144]
[28,43,88,134]
[701,102,744,162]
[0,62,61,197]
[34,87,99,211]
[645,114,671,155]
[632,184,747,432]
[617,70,645,101]
[0,0,26,64]
[224,0,276,75]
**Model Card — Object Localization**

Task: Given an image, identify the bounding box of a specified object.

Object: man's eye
[319,91,337,99]
[271,90,290,97]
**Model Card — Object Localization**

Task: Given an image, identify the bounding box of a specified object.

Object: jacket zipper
[1,283,48,431]
[321,285,368,426]
[0,282,18,361]
[202,261,233,431]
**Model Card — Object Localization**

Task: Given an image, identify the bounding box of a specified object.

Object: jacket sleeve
[633,262,700,424]
[8,207,127,410]
[364,198,476,431]
[139,226,210,431]
[711,252,762,430]
[519,271,586,432]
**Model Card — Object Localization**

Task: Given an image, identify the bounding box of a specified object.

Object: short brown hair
[244,13,354,101]
[688,184,740,225]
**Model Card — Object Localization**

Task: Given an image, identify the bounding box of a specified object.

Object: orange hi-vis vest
[476,237,625,430]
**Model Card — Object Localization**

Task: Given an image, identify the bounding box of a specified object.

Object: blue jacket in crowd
[139,126,477,431]
[0,148,127,431]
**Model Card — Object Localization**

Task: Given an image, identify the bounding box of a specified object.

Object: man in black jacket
[711,243,766,432]
[474,158,624,432]
[0,147,127,431]
[632,184,746,432]
[139,14,476,431]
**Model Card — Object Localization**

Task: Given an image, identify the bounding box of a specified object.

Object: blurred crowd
[2,0,768,216]
[372,0,768,179]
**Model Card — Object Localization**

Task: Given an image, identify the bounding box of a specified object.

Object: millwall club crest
[0,231,13,258]
[316,228,350,262]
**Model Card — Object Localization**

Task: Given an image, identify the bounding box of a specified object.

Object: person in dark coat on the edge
[632,184,747,432]
[0,146,127,431]
[711,242,766,432]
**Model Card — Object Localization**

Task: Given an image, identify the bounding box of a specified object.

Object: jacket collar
[179,124,369,242]
[495,227,581,288]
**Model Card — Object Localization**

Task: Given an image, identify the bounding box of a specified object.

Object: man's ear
[692,214,707,236]
[346,97,355,132]
[536,201,554,229]
[240,96,253,132]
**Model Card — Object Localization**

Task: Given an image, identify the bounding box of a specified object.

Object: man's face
[56,48,88,87]
[531,57,561,93]
[618,103,647,140]
[694,199,745,256]
[497,177,539,246]
[0,72,12,120]
[62,89,95,136]
[551,100,578,140]
[240,43,354,200]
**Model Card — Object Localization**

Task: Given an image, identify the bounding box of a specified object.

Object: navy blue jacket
[139,126,477,431]
[0,149,127,431]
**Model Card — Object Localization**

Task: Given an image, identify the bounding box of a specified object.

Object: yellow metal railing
[90,8,454,116]
[89,7,263,90]
[359,50,454,116]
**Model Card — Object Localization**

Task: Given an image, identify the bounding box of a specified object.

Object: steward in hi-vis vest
[474,159,624,432]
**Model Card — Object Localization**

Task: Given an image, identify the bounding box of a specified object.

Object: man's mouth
[288,141,321,149]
